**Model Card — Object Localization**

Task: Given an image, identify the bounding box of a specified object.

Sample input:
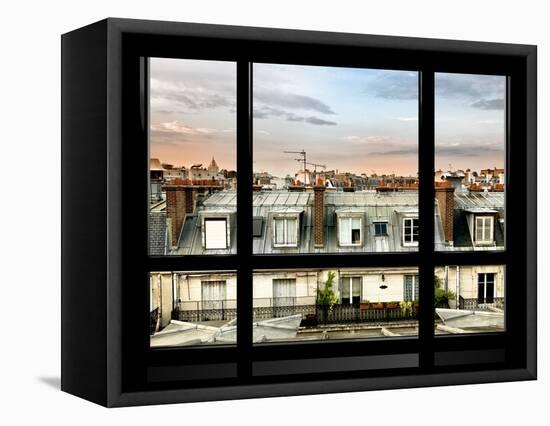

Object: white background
[1,0,547,423]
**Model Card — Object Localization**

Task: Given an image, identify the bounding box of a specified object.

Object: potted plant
[434,274,456,309]
[371,302,384,309]
[386,301,399,309]
[360,300,370,310]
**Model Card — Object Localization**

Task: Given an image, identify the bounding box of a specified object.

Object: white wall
[434,265,505,300]
[176,272,238,309]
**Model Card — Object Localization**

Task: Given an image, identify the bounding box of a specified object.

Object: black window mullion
[236,60,253,379]
[418,70,435,370]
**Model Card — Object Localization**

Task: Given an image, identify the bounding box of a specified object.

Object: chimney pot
[435,186,454,243]
[313,185,325,247]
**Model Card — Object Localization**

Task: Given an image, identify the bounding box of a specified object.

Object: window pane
[435,265,505,335]
[253,64,419,254]
[150,271,237,348]
[287,218,297,244]
[434,73,505,252]
[340,218,351,245]
[253,267,419,343]
[274,218,285,244]
[148,58,237,256]
[204,219,227,249]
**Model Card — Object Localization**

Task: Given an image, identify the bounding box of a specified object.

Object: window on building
[339,217,362,246]
[202,280,227,310]
[273,217,298,247]
[404,274,419,301]
[204,218,228,249]
[272,278,297,316]
[341,276,362,304]
[253,216,264,237]
[402,218,419,246]
[478,273,495,304]
[475,216,494,244]
[374,222,388,236]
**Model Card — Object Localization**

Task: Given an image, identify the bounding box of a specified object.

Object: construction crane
[283,150,307,184]
[307,162,326,173]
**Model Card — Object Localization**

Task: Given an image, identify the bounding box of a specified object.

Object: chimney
[435,186,454,243]
[163,185,196,248]
[313,185,325,247]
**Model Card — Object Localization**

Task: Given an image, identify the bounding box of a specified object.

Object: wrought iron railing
[458,296,505,311]
[172,298,418,325]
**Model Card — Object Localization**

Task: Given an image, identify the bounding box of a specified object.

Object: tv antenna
[283,149,307,184]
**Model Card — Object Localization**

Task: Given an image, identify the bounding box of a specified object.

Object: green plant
[317,271,338,308]
[434,274,455,308]
[400,300,413,315]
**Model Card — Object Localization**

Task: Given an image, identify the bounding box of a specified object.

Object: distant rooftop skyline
[149,59,505,176]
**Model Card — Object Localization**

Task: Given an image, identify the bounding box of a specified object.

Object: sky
[149,58,505,176]
[435,73,506,172]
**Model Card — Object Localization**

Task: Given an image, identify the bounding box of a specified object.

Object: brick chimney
[435,186,454,243]
[163,185,196,248]
[313,185,325,247]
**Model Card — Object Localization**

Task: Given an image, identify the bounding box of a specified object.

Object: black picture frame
[61,18,537,407]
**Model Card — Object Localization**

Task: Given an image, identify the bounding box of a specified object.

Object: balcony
[458,296,505,311]
[171,297,418,325]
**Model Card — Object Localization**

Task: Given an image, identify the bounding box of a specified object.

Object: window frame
[475,215,495,245]
[113,19,536,405]
[272,215,300,248]
[374,221,388,237]
[404,274,420,301]
[337,214,364,247]
[402,217,419,247]
[203,217,229,250]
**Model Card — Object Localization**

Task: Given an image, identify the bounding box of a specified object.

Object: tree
[317,271,338,307]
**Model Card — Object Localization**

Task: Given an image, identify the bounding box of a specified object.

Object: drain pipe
[455,266,460,309]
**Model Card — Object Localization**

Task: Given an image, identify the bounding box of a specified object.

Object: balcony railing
[172,298,418,325]
[458,296,505,311]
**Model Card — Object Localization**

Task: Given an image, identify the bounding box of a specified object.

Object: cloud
[435,143,504,157]
[471,98,505,110]
[150,80,235,113]
[254,88,335,114]
[435,74,505,112]
[369,147,418,156]
[253,106,337,126]
[366,72,418,100]
[344,135,392,144]
[150,121,218,135]
[393,116,418,122]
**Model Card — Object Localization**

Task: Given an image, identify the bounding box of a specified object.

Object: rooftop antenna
[307,162,326,186]
[283,149,307,184]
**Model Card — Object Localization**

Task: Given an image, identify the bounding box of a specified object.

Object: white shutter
[274,218,285,244]
[286,218,297,244]
[205,219,227,249]
[339,217,351,245]
[475,217,484,241]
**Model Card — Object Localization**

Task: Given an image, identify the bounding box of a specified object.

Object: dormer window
[374,221,388,237]
[204,218,228,249]
[475,216,494,244]
[273,217,298,247]
[402,218,419,246]
[338,216,362,246]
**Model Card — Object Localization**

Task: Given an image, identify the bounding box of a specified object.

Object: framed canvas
[61,18,537,407]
